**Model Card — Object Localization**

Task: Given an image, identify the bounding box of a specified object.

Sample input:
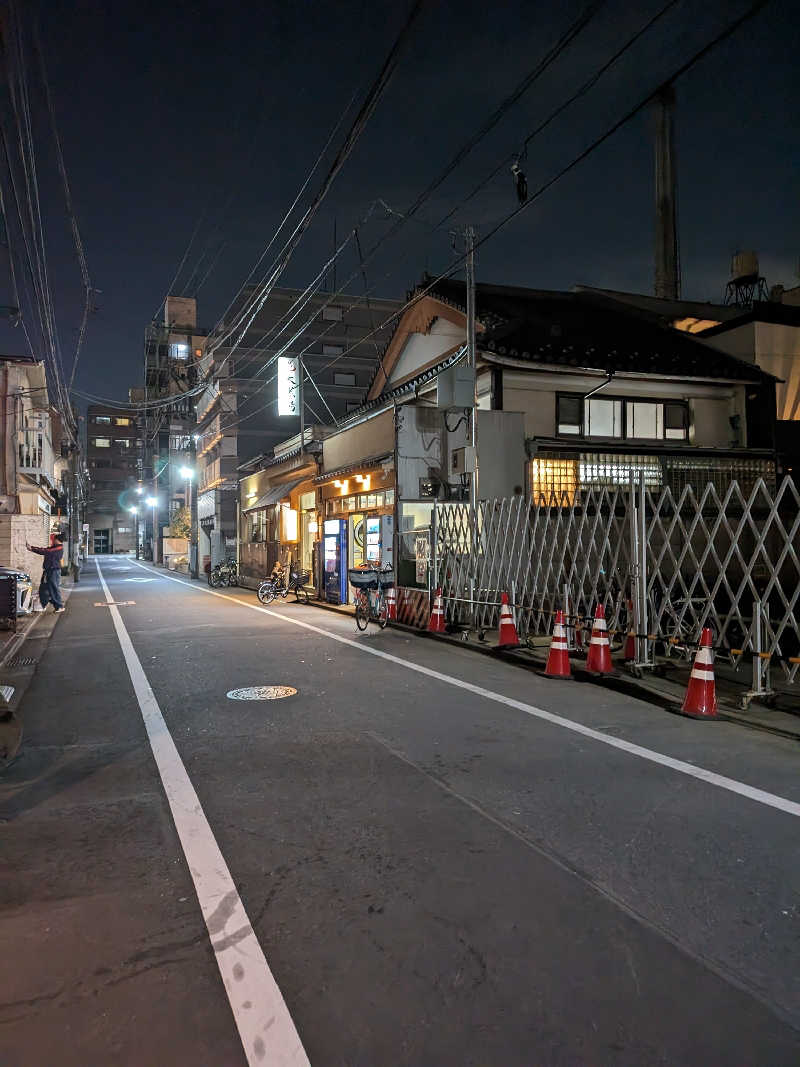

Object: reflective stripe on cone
[681,629,718,718]
[585,603,613,674]
[545,609,571,678]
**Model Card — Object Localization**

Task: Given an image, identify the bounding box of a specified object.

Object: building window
[115,417,132,426]
[334,372,356,386]
[115,439,131,448]
[94,415,111,424]
[584,398,623,438]
[322,306,343,321]
[556,395,581,435]
[117,526,132,533]
[93,438,111,447]
[169,342,189,360]
[324,344,343,357]
[664,402,688,440]
[247,510,267,543]
[557,394,688,442]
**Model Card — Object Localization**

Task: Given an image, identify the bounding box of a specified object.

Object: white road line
[95,559,309,1067]
[128,558,800,821]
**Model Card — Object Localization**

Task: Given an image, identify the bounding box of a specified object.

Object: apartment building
[85,405,140,554]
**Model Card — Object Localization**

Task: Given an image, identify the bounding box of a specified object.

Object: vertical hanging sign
[277,356,299,416]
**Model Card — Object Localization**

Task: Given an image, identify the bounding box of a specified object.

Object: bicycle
[208,558,238,587]
[257,564,310,604]
[348,565,394,631]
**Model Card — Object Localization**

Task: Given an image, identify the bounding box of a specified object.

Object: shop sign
[415,535,429,583]
[277,356,299,416]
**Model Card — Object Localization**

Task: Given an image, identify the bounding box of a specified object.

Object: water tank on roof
[731,251,760,284]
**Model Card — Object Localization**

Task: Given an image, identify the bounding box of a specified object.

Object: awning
[313,453,393,486]
[242,477,307,512]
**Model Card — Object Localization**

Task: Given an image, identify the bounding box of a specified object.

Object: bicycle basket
[348,568,379,590]
[290,569,310,585]
[377,569,395,589]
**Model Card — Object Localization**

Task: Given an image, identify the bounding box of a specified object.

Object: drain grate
[6,656,36,668]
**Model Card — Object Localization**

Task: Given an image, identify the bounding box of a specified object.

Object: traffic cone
[681,628,718,719]
[585,604,613,674]
[623,601,635,661]
[497,592,519,648]
[385,586,397,620]
[544,610,571,677]
[428,587,445,633]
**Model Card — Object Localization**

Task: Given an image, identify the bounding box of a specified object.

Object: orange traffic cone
[623,601,635,661]
[385,586,397,620]
[497,592,519,647]
[586,604,613,674]
[545,610,571,677]
[681,628,718,719]
[428,587,445,633]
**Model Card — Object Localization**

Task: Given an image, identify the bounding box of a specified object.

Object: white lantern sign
[277,356,299,416]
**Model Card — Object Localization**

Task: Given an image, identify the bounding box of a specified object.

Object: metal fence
[433,475,800,690]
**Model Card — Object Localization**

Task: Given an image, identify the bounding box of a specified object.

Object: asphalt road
[2,556,800,1065]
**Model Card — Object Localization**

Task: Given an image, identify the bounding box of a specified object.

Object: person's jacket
[30,544,63,571]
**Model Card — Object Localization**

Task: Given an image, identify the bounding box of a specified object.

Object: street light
[135,485,144,495]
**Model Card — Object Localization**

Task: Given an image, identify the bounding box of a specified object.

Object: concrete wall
[702,320,800,421]
[500,370,743,448]
[476,411,526,498]
[0,513,51,582]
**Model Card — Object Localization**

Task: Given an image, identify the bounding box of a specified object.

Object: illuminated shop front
[315,460,395,604]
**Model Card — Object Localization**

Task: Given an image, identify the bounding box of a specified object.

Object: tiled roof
[418,277,772,383]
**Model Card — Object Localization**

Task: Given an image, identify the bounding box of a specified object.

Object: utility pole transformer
[654,84,680,301]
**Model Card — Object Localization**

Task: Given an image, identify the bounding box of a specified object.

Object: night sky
[3,0,798,404]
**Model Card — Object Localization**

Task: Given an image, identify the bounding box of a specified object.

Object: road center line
[128,558,800,820]
[95,559,309,1067]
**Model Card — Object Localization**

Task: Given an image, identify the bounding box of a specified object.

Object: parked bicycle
[348,565,394,631]
[257,564,310,604]
[208,558,238,588]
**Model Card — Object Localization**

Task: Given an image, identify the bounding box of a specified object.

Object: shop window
[529,458,578,504]
[248,510,267,543]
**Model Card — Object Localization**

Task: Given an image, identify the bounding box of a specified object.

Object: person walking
[26,533,65,613]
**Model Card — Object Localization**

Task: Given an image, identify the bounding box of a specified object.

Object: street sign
[415,536,429,584]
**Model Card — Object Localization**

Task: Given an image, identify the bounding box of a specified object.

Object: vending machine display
[323,518,348,604]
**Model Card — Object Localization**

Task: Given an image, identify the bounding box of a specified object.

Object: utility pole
[465,225,478,506]
[465,225,479,630]
[189,437,198,579]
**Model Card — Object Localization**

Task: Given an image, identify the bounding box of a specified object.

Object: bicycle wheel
[295,585,309,604]
[377,590,389,629]
[355,593,369,631]
[209,570,222,588]
[257,581,275,604]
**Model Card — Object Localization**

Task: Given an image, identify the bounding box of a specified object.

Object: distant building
[132,296,208,560]
[85,404,139,554]
[195,286,402,565]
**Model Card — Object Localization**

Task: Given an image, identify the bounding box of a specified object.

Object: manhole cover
[226,685,297,701]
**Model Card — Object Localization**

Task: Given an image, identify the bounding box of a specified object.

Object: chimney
[654,85,680,301]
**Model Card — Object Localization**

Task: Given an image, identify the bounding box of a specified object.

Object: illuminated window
[115,417,132,426]
[627,402,663,439]
[115,439,131,448]
[529,458,578,504]
[93,438,111,447]
[169,342,189,360]
[94,415,111,424]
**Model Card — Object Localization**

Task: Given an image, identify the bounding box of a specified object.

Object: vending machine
[380,514,394,569]
[323,518,348,604]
